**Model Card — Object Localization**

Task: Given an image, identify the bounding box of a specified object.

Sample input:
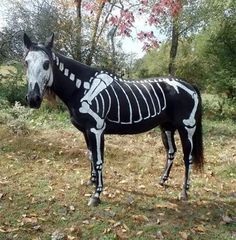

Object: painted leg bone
[87,125,105,207]
[79,102,104,129]
[81,73,113,104]
[160,131,176,185]
[180,125,196,200]
[87,150,97,186]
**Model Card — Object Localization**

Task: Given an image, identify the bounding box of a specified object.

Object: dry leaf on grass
[179,231,191,240]
[222,213,236,224]
[132,214,149,223]
[0,226,19,233]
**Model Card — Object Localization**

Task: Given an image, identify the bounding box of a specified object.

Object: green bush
[0,63,27,105]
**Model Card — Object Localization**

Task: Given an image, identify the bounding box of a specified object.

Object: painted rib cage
[90,79,167,125]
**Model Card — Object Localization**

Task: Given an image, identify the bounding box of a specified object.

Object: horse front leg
[83,133,97,186]
[86,125,105,207]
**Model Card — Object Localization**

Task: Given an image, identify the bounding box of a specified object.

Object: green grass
[0,106,235,239]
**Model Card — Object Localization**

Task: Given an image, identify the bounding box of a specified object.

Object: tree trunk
[168,17,179,76]
[86,2,105,66]
[75,0,82,61]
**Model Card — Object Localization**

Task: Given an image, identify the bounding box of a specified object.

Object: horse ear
[23,33,32,49]
[45,33,54,49]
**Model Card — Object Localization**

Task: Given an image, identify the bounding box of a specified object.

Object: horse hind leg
[178,125,196,200]
[159,128,177,186]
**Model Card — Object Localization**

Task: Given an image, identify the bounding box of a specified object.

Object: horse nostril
[35,95,41,103]
[25,95,29,102]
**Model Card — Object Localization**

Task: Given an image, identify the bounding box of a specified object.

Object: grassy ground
[0,114,235,239]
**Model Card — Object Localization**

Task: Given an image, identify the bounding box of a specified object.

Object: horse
[23,33,204,207]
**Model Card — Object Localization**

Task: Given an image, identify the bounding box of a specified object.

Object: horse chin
[29,101,42,109]
[28,96,43,109]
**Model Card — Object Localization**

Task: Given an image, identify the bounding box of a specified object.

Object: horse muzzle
[26,83,42,109]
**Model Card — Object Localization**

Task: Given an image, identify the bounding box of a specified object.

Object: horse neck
[50,52,97,105]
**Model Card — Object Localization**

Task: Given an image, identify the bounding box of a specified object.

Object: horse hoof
[179,192,188,201]
[88,197,101,207]
[159,180,165,186]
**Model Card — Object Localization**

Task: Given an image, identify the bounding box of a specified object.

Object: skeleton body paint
[23,33,204,206]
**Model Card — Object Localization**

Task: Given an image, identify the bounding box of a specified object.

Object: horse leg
[86,125,105,207]
[178,125,196,200]
[159,128,176,186]
[83,133,97,186]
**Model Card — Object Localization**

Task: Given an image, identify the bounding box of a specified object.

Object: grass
[0,112,235,239]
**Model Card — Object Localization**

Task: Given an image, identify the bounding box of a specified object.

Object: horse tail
[192,86,204,171]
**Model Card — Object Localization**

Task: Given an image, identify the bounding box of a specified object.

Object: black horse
[23,33,204,206]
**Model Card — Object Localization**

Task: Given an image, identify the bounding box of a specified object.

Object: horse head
[23,33,54,108]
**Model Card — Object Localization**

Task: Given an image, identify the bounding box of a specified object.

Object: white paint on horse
[104,89,112,117]
[159,78,198,127]
[91,124,106,165]
[79,102,104,129]
[133,83,151,120]
[69,73,75,81]
[76,79,82,88]
[64,68,69,76]
[56,57,59,66]
[156,82,167,110]
[148,83,161,114]
[183,93,198,127]
[59,62,64,71]
[25,50,53,94]
[116,81,132,124]
[83,82,90,89]
[184,125,196,187]
[109,85,121,123]
[124,83,143,123]
[142,83,157,117]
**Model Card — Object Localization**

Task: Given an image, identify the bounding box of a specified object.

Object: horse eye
[25,60,28,67]
[43,60,50,70]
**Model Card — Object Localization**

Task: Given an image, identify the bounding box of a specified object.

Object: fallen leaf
[222,213,236,224]
[0,227,19,233]
[132,214,149,223]
[21,217,38,226]
[51,230,67,240]
[193,225,206,233]
[179,231,191,240]
[116,229,129,240]
[136,231,143,236]
[155,231,164,239]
